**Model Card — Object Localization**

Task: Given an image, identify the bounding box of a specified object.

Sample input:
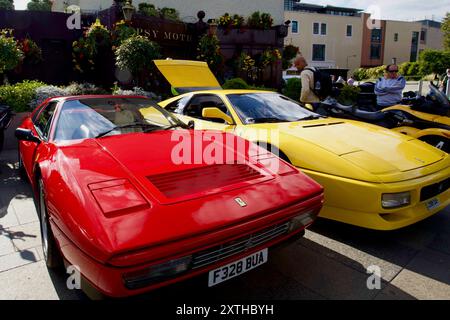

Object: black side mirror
[15,128,40,144]
[187,120,195,129]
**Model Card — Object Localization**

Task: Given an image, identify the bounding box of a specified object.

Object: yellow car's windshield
[227,93,323,124]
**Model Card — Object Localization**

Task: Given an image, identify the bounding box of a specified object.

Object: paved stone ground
[0,148,449,300]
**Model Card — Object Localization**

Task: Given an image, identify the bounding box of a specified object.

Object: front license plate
[426,198,440,211]
[208,248,268,287]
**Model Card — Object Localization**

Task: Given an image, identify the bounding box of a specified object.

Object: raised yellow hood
[154,59,221,93]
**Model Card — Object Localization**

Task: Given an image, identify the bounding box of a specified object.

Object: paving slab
[388,269,450,300]
[303,230,408,282]
[269,240,385,300]
[0,233,15,257]
[10,194,38,225]
[7,221,41,251]
[0,248,40,273]
[0,261,80,300]
[404,249,450,287]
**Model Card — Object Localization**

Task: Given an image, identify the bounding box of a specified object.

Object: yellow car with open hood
[149,59,450,231]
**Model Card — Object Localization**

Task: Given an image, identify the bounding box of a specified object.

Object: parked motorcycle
[0,104,13,153]
[316,82,450,153]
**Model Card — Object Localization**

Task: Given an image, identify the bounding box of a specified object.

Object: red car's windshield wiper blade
[95,123,159,138]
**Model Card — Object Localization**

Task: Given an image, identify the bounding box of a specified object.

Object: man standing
[294,56,320,104]
[374,64,406,109]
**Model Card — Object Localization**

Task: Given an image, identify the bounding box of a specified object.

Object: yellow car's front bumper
[302,167,450,231]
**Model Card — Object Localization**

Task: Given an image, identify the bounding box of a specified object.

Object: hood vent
[147,164,264,198]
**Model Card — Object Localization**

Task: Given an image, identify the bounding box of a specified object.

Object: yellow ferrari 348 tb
[150,60,450,231]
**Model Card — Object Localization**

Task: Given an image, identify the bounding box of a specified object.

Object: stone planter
[4,112,29,150]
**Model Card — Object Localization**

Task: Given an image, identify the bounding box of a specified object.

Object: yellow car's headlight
[382,192,411,209]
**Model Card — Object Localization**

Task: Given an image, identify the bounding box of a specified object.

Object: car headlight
[382,192,411,209]
[123,256,192,290]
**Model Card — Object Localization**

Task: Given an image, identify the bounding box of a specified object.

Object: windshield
[54,97,184,141]
[429,83,450,110]
[226,93,321,124]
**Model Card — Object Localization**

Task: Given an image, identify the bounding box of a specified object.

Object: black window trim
[33,100,61,142]
[182,93,236,125]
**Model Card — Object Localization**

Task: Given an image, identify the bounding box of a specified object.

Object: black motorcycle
[315,83,450,152]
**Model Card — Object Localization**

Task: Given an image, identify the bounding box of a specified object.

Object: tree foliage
[27,0,52,11]
[0,0,14,10]
[0,29,23,75]
[115,35,161,77]
[418,49,450,76]
[442,12,450,51]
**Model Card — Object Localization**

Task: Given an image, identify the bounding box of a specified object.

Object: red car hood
[50,130,322,262]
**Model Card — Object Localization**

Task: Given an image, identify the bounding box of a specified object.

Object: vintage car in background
[153,59,450,231]
[16,95,323,298]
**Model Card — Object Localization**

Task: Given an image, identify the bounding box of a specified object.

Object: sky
[13,0,450,21]
[310,0,449,21]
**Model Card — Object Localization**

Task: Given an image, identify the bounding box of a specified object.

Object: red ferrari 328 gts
[16,95,323,298]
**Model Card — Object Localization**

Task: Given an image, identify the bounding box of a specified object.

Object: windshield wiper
[250,117,288,123]
[95,123,159,138]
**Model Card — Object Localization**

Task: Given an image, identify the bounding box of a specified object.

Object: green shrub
[222,78,250,89]
[65,82,109,95]
[0,29,23,75]
[352,68,368,81]
[138,3,159,17]
[282,44,299,70]
[366,65,386,80]
[115,35,161,79]
[0,80,46,112]
[27,0,52,11]
[0,0,14,10]
[337,84,361,105]
[282,78,301,101]
[160,7,179,21]
[418,49,450,76]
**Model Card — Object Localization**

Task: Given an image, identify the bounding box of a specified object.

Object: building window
[420,29,427,43]
[284,0,294,11]
[312,44,326,61]
[321,23,327,35]
[370,44,381,59]
[410,31,419,61]
[346,25,352,37]
[371,28,382,42]
[292,21,298,33]
[313,22,319,35]
[394,33,399,42]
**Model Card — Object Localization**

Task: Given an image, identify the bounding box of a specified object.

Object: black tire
[0,129,4,153]
[17,147,28,181]
[419,136,450,153]
[38,179,63,269]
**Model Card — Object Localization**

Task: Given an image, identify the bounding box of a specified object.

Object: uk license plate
[208,248,268,287]
[426,198,440,211]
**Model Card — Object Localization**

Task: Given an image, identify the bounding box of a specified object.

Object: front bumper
[303,167,450,230]
[52,194,322,298]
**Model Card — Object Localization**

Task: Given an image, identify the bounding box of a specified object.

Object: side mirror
[15,128,40,144]
[187,120,195,129]
[202,107,233,125]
